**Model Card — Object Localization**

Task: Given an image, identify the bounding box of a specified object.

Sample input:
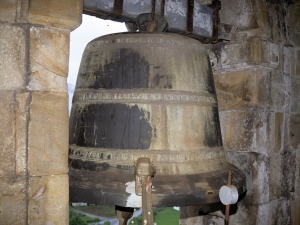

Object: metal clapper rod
[225,170,232,225]
[219,170,239,225]
[135,157,155,225]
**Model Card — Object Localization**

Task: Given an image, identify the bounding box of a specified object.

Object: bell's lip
[69,162,246,207]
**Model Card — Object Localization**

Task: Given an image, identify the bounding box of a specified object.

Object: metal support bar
[135,157,155,225]
[141,176,154,225]
[224,170,232,225]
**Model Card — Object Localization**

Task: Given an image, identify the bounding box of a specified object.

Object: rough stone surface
[290,113,300,150]
[29,27,69,92]
[208,38,279,71]
[28,92,69,176]
[296,48,300,76]
[0,24,26,90]
[28,174,69,225]
[282,47,295,75]
[270,71,290,112]
[291,75,300,112]
[295,150,300,197]
[270,112,284,152]
[214,69,270,111]
[25,0,82,31]
[219,0,256,32]
[254,198,290,225]
[269,153,281,200]
[291,197,300,225]
[267,3,290,44]
[219,111,270,152]
[225,151,270,205]
[0,91,16,177]
[221,38,279,69]
[280,149,296,198]
[0,0,17,23]
[16,92,29,176]
[289,4,300,47]
[0,176,27,225]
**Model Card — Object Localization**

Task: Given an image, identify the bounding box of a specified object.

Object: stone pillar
[0,1,82,224]
[289,2,300,225]
[180,0,300,224]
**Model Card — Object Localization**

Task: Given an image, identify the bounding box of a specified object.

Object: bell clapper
[135,157,155,225]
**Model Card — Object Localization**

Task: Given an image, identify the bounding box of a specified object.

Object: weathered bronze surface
[69,32,246,207]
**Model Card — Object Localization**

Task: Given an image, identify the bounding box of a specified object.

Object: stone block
[280,149,296,198]
[255,199,290,225]
[214,69,270,111]
[282,46,295,75]
[208,44,223,72]
[250,155,270,205]
[289,4,300,47]
[295,150,300,197]
[296,48,300,76]
[219,111,270,152]
[291,75,300,112]
[217,0,272,41]
[25,0,82,30]
[291,197,300,225]
[0,0,17,23]
[16,92,30,175]
[267,3,290,44]
[270,71,291,112]
[269,153,281,200]
[270,112,284,152]
[28,174,68,225]
[28,92,69,176]
[219,0,256,32]
[221,38,279,71]
[0,91,15,177]
[29,27,69,92]
[0,24,26,90]
[0,176,27,225]
[290,113,300,150]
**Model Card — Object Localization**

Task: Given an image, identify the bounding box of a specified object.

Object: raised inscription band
[73,89,217,105]
[69,145,227,175]
[69,145,224,163]
[85,35,205,51]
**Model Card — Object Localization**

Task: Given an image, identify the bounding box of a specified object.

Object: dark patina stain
[152,73,173,89]
[70,103,152,149]
[98,162,111,171]
[80,48,151,89]
[205,55,216,94]
[70,159,84,170]
[204,107,223,147]
[83,161,97,171]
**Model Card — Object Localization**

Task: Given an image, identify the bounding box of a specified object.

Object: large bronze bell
[68,32,246,207]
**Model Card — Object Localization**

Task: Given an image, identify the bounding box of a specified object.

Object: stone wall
[180,0,300,224]
[0,0,82,224]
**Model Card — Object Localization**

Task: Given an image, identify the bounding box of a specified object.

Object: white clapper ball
[219,185,239,205]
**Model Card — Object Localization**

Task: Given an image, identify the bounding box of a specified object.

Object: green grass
[154,207,179,224]
[70,204,179,225]
[70,205,116,218]
[129,207,179,225]
[69,211,100,225]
